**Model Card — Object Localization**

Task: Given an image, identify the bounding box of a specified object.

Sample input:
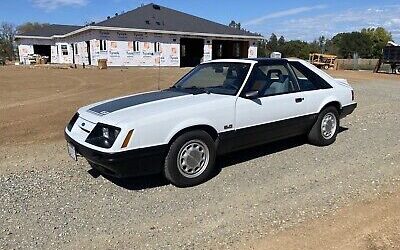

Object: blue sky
[1,0,399,42]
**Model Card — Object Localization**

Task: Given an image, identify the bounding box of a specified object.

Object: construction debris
[309,53,337,70]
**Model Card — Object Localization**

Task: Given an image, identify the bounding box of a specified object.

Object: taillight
[351,90,355,101]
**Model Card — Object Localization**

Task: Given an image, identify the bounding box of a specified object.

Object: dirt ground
[0,66,190,147]
[1,65,400,249]
[251,191,400,250]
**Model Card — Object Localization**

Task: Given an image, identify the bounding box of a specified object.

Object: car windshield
[173,62,251,96]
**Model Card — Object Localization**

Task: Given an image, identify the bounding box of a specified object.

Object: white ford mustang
[65,58,357,187]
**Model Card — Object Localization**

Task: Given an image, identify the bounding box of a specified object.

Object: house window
[74,44,79,55]
[133,41,140,52]
[100,40,107,51]
[234,43,240,57]
[181,45,186,57]
[154,42,161,53]
[61,45,68,55]
[217,44,223,58]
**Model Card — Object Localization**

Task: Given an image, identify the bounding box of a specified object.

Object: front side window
[245,64,296,97]
[174,62,251,96]
[289,61,332,91]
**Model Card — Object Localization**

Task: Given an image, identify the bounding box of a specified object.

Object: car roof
[203,58,302,65]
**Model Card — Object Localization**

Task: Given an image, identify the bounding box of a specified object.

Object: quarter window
[246,64,296,97]
[289,61,332,91]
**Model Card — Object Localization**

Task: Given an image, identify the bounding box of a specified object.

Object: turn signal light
[121,130,134,148]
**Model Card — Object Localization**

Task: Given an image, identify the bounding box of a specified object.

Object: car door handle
[295,98,304,103]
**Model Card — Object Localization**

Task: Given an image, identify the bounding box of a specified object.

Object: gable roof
[17,24,83,38]
[96,4,261,37]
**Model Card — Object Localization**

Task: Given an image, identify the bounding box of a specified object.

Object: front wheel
[164,130,216,187]
[308,106,339,146]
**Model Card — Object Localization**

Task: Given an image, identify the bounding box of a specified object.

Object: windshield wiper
[181,86,211,94]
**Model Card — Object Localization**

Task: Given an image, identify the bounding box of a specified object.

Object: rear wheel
[308,106,339,146]
[164,130,216,187]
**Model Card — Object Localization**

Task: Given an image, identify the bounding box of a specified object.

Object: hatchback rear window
[289,61,332,91]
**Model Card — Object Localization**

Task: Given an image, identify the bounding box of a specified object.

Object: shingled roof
[17,24,82,38]
[96,3,261,37]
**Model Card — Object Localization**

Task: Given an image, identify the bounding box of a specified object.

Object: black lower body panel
[217,113,318,154]
[65,132,168,178]
[340,103,357,119]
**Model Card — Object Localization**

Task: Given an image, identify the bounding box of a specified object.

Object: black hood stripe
[89,90,189,115]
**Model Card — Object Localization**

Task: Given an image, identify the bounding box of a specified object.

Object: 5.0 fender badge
[224,124,233,130]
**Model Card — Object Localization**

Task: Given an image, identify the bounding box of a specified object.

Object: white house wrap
[15,4,261,67]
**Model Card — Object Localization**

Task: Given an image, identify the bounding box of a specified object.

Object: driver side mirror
[245,90,259,99]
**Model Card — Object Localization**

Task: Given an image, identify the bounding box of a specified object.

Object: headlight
[85,123,121,148]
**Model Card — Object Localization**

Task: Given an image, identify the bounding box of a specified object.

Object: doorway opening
[180,38,204,67]
[33,45,51,63]
[212,40,249,60]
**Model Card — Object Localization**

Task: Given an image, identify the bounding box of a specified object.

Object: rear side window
[289,61,332,91]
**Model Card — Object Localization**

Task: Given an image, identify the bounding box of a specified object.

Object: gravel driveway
[1,70,399,249]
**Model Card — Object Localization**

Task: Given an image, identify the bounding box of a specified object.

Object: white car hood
[78,90,234,125]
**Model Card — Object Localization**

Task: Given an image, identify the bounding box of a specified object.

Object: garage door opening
[180,38,204,67]
[212,40,248,60]
[33,45,51,63]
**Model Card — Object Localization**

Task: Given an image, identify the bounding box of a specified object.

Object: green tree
[257,39,269,57]
[228,20,241,30]
[0,22,16,60]
[267,33,278,52]
[280,40,313,59]
[318,36,326,53]
[361,27,392,58]
[16,22,50,34]
[332,32,373,58]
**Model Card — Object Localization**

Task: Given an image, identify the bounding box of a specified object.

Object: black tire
[164,130,216,187]
[308,106,339,146]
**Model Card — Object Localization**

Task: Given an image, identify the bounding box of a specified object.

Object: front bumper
[340,103,357,119]
[65,132,167,178]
